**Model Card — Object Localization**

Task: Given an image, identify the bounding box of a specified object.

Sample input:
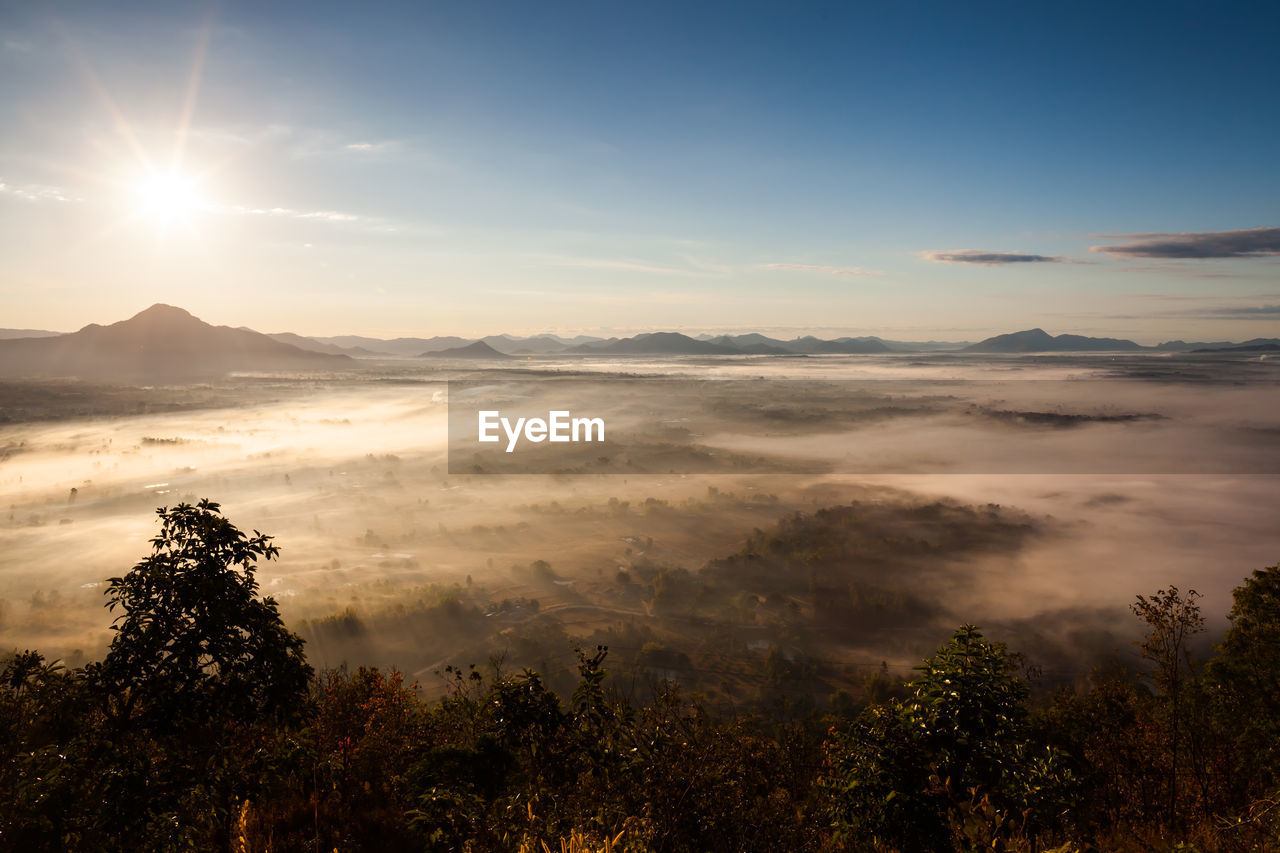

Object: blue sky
[1,0,1277,341]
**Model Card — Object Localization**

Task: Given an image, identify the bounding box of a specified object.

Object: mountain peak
[2,304,350,379]
[129,304,198,322]
[965,327,1141,353]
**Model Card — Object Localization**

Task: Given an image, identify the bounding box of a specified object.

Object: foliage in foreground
[2,501,1280,852]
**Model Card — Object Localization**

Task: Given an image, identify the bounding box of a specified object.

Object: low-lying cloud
[1177,304,1280,320]
[921,250,1063,265]
[1091,226,1280,259]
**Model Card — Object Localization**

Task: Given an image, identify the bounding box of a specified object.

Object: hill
[1192,342,1280,353]
[0,328,63,340]
[784,335,892,354]
[264,331,376,356]
[486,334,576,354]
[311,334,473,355]
[420,340,511,359]
[964,328,1144,353]
[569,332,741,355]
[0,304,351,379]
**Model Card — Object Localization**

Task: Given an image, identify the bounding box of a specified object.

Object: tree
[97,499,312,731]
[90,499,314,848]
[824,626,1076,851]
[1206,565,1280,797]
[1130,586,1203,831]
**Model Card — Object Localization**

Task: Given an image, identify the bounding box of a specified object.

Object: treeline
[2,500,1280,851]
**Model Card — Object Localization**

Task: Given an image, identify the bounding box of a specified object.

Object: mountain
[0,304,350,379]
[264,332,376,356]
[569,332,741,355]
[482,334,573,355]
[1160,337,1280,352]
[420,340,511,359]
[0,328,62,340]
[704,334,889,353]
[1155,339,1234,352]
[706,333,966,352]
[311,335,473,356]
[853,337,973,352]
[783,335,892,354]
[1192,342,1280,353]
[707,333,786,348]
[305,333,596,356]
[964,328,1144,353]
[567,332,893,356]
[305,329,974,355]
[701,334,788,354]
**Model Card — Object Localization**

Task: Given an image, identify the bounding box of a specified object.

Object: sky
[1,0,1278,342]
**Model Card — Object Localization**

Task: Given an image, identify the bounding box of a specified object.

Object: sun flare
[132,170,205,228]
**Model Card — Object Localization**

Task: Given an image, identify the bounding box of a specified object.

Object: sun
[132,170,206,229]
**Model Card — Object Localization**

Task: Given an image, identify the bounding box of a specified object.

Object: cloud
[1188,304,1280,319]
[0,180,79,203]
[1217,304,1280,315]
[921,250,1064,265]
[224,204,361,223]
[343,141,399,154]
[218,203,416,234]
[1084,303,1280,321]
[1091,226,1280,259]
[760,263,882,277]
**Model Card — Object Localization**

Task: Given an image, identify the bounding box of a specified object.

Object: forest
[3,499,1280,852]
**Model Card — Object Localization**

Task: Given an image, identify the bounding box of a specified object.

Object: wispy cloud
[344,140,399,154]
[218,203,417,234]
[1091,226,1280,259]
[0,180,79,203]
[224,204,361,223]
[1186,304,1280,319]
[921,249,1064,265]
[760,263,882,277]
[1082,303,1280,322]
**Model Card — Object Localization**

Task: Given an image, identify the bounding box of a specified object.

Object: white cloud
[0,180,80,203]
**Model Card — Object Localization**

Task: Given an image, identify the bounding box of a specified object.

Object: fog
[1,352,1276,700]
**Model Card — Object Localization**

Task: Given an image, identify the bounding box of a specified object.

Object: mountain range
[962,329,1280,353]
[1,307,1276,379]
[0,305,349,379]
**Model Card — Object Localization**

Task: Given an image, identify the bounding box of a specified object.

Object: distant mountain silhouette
[0,304,350,379]
[311,335,473,355]
[706,333,784,348]
[420,340,511,359]
[1152,338,1279,351]
[0,328,62,340]
[706,333,892,353]
[784,335,892,354]
[264,331,375,356]
[1192,342,1280,353]
[964,328,1143,353]
[250,324,1279,358]
[569,332,741,355]
[302,330,973,354]
[485,334,573,354]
